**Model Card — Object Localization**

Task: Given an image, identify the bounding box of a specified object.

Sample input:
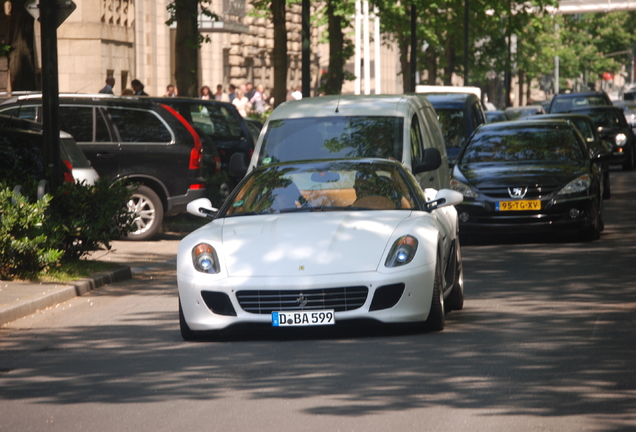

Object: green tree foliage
[165,0,217,97]
[557,12,636,87]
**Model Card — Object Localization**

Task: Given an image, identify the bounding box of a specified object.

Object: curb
[0,266,132,327]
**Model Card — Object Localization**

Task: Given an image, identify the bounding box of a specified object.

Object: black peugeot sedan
[450,119,610,240]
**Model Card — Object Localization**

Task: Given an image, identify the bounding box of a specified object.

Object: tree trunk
[518,69,525,106]
[175,0,199,97]
[396,31,410,94]
[443,39,456,85]
[323,0,344,95]
[271,0,287,108]
[426,46,437,85]
[6,0,38,91]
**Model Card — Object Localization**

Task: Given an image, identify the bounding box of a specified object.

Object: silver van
[240,94,450,190]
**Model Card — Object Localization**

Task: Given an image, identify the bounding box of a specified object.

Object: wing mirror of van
[412,148,442,174]
[230,152,248,178]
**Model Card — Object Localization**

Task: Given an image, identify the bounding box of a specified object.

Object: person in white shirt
[232,89,251,117]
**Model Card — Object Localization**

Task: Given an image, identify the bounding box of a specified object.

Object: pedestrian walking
[99,76,115,94]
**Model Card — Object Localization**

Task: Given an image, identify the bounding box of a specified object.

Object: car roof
[0,93,161,109]
[568,105,622,113]
[480,118,573,131]
[255,157,405,170]
[539,113,595,122]
[148,96,233,107]
[421,92,478,104]
[552,91,609,99]
[267,94,423,120]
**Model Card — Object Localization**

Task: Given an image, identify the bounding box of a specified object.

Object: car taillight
[160,104,202,170]
[62,159,74,183]
[189,183,205,190]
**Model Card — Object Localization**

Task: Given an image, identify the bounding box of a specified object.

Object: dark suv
[548,91,612,114]
[148,97,254,197]
[419,92,486,162]
[0,94,207,240]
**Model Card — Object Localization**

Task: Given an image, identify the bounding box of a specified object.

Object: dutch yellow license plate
[496,200,541,211]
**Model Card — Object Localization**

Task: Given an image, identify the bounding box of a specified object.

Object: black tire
[580,195,602,241]
[124,185,163,241]
[179,300,198,341]
[424,257,445,331]
[622,147,635,171]
[603,170,611,200]
[445,238,464,311]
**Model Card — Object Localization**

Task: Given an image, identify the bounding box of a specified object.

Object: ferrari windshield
[258,116,404,165]
[224,160,417,216]
[461,124,585,165]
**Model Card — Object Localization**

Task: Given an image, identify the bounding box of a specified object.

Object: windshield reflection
[224,161,417,217]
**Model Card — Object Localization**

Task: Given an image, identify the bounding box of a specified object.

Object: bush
[0,186,63,280]
[0,179,134,280]
[46,178,134,260]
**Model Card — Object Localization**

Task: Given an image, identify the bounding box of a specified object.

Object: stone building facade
[2,0,403,97]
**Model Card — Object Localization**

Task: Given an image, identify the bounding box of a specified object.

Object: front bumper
[456,195,596,233]
[178,264,435,331]
[166,186,207,216]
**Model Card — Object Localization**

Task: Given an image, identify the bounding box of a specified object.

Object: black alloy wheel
[124,185,163,241]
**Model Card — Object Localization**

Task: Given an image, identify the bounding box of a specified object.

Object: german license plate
[496,200,540,211]
[272,310,335,327]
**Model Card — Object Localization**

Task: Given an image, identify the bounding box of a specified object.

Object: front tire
[179,300,198,341]
[424,258,445,331]
[580,194,602,241]
[622,146,635,171]
[124,185,163,241]
[445,238,464,311]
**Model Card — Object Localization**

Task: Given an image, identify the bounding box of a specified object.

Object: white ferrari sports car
[177,158,464,340]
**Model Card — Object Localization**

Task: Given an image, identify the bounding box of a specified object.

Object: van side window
[410,115,423,164]
[108,108,172,143]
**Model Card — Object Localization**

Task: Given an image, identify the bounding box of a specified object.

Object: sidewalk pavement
[0,266,132,327]
[0,228,185,328]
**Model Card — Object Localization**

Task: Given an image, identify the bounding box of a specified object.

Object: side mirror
[426,189,464,211]
[413,148,442,174]
[187,198,218,219]
[592,150,612,163]
[597,126,610,139]
[229,152,248,178]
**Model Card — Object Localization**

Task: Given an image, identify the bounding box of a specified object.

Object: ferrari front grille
[236,286,369,314]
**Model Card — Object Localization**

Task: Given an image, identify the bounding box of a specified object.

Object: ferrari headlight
[557,174,591,195]
[385,235,418,268]
[615,133,627,146]
[450,178,478,199]
[192,243,220,274]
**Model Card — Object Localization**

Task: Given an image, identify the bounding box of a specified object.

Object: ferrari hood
[221,212,411,277]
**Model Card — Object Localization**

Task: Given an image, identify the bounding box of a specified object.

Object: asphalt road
[1,168,635,432]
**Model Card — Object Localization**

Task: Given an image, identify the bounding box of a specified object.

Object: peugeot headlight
[385,236,418,268]
[615,133,627,146]
[450,178,479,199]
[557,174,591,195]
[192,243,220,274]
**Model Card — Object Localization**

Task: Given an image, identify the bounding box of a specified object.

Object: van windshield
[258,116,404,165]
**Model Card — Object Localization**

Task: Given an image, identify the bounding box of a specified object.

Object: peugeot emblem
[508,187,528,199]
[296,293,308,309]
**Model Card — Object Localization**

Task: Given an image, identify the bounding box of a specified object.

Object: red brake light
[62,159,74,183]
[160,104,203,170]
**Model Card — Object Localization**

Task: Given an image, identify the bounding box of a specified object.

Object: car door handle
[96,153,117,159]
